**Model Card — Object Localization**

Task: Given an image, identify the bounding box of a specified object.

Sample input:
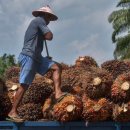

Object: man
[7,5,66,122]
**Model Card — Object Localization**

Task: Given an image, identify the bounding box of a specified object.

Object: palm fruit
[0,93,12,120]
[4,66,20,80]
[82,95,112,122]
[21,77,53,104]
[70,85,83,96]
[101,60,130,80]
[113,102,130,122]
[42,96,54,120]
[18,103,43,121]
[34,74,53,85]
[61,66,92,96]
[111,72,130,103]
[0,78,7,94]
[85,67,113,99]
[53,94,83,122]
[9,77,19,83]
[60,62,69,70]
[5,79,20,104]
[61,66,82,93]
[42,98,53,120]
[5,79,20,91]
[44,70,53,79]
[123,59,130,68]
[75,56,98,68]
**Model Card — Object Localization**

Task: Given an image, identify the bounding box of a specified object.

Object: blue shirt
[21,16,50,63]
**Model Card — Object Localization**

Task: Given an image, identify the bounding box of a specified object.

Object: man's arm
[44,31,53,41]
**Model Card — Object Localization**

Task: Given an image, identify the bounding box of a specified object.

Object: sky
[0,0,118,65]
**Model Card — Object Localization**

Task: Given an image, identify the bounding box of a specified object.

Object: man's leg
[8,84,28,117]
[50,63,64,99]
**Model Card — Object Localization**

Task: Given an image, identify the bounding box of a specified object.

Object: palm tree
[108,0,130,59]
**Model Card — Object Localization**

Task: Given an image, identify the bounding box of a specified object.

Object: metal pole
[45,40,50,57]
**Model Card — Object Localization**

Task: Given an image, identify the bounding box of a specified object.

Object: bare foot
[8,111,18,117]
[7,111,24,122]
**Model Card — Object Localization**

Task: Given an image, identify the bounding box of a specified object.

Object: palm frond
[117,0,130,7]
[108,9,129,23]
[114,34,130,59]
[112,10,130,30]
[120,47,130,60]
[112,23,130,42]
[121,50,130,59]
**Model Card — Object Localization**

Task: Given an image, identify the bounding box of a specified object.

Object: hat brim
[32,11,58,21]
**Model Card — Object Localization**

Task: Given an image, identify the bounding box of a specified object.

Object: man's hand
[44,32,53,41]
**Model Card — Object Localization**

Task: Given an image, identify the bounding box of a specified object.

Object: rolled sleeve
[37,17,51,35]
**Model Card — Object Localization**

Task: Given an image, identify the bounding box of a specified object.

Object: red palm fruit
[18,103,43,121]
[4,66,20,80]
[60,62,69,70]
[5,79,20,104]
[21,78,53,104]
[53,94,83,122]
[113,102,130,122]
[61,66,92,96]
[0,93,12,120]
[111,72,130,103]
[82,95,112,122]
[42,97,53,120]
[0,78,7,93]
[85,67,113,99]
[101,60,130,80]
[75,56,98,68]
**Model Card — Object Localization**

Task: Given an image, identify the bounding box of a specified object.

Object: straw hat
[32,5,58,21]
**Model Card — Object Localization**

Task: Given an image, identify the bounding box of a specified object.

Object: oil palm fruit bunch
[61,66,83,93]
[123,59,130,68]
[4,66,20,80]
[34,74,53,85]
[61,66,92,95]
[53,94,83,122]
[18,103,43,121]
[44,70,53,79]
[75,56,98,69]
[22,79,53,104]
[42,95,54,120]
[85,67,113,99]
[5,78,20,91]
[82,95,112,121]
[5,78,20,105]
[0,78,7,94]
[113,102,130,122]
[60,62,69,70]
[0,93,12,120]
[7,83,19,105]
[9,77,19,83]
[42,98,53,120]
[70,85,83,96]
[111,72,130,103]
[101,60,130,80]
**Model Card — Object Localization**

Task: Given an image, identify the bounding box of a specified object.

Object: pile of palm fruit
[0,78,12,120]
[17,75,53,121]
[2,56,130,122]
[101,60,130,122]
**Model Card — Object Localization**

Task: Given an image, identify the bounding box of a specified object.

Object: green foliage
[108,0,130,59]
[117,0,130,7]
[0,53,17,79]
[114,33,130,59]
